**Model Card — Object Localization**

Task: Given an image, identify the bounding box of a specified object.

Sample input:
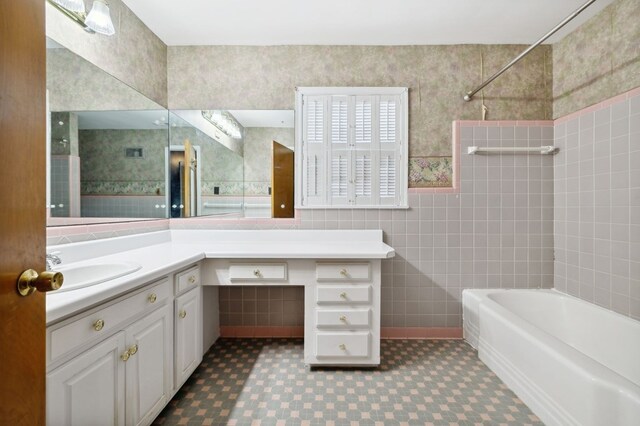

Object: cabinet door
[125,304,173,426]
[175,286,202,388]
[47,332,126,426]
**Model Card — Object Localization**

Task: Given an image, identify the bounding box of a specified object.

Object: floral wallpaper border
[408,156,453,188]
[81,180,165,196]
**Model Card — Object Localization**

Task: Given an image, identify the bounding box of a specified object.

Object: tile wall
[554,88,640,320]
[174,121,555,330]
[80,196,167,219]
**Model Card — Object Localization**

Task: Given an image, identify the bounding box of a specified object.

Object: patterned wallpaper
[47,48,163,112]
[79,129,168,195]
[553,0,640,118]
[167,45,553,163]
[46,0,167,107]
[243,127,295,195]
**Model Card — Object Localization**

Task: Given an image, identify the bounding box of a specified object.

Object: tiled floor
[154,339,541,426]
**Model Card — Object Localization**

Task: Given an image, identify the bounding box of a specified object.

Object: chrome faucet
[46,252,62,270]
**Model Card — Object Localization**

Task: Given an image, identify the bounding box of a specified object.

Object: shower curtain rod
[463,0,598,102]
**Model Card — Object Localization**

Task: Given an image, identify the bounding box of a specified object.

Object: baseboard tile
[219,326,463,339]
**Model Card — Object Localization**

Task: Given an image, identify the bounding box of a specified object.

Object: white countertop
[46,230,394,325]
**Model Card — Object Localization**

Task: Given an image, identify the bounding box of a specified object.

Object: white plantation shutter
[330,97,348,145]
[355,99,372,145]
[330,152,349,205]
[379,153,397,201]
[306,98,324,144]
[379,99,397,144]
[301,95,328,206]
[297,88,407,208]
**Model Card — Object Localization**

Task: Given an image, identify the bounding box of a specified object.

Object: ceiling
[122,0,614,46]
[228,110,294,128]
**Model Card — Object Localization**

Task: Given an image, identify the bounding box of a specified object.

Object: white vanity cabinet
[47,331,126,426]
[46,263,203,426]
[174,283,203,388]
[305,261,381,366]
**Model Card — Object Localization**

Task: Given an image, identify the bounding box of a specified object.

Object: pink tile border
[219,326,463,339]
[220,326,305,338]
[47,219,169,238]
[381,327,463,339]
[169,210,302,227]
[555,86,640,124]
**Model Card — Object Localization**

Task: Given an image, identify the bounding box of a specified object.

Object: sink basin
[53,262,142,293]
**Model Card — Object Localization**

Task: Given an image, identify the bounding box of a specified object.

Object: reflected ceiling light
[201,110,243,140]
[46,0,116,36]
[50,0,85,13]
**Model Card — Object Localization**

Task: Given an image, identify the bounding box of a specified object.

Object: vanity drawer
[229,263,287,282]
[175,265,200,294]
[48,278,171,365]
[316,309,371,329]
[316,262,371,282]
[316,285,371,304]
[316,332,370,358]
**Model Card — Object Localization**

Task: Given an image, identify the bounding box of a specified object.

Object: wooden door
[182,140,197,217]
[271,141,294,218]
[0,0,47,424]
[47,332,126,426]
[125,304,173,426]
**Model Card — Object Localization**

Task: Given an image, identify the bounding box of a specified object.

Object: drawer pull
[128,344,138,356]
[121,350,130,362]
[93,319,105,332]
[188,275,196,284]
[339,315,348,323]
[179,310,187,319]
[340,269,348,276]
[339,344,347,351]
[148,293,157,304]
[253,269,261,277]
[339,292,347,299]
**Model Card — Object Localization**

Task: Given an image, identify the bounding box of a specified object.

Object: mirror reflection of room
[46,37,169,224]
[169,110,294,219]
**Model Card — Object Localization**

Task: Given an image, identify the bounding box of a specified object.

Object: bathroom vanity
[45,230,394,425]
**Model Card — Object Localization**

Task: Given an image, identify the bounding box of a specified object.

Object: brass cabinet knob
[179,310,187,319]
[339,315,348,322]
[93,319,105,331]
[17,269,64,296]
[128,344,138,356]
[339,292,347,299]
[339,344,347,351]
[340,269,348,276]
[121,350,130,362]
[148,293,157,304]
[188,275,196,284]
[253,269,261,277]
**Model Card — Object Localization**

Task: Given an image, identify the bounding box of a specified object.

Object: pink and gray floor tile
[154,338,541,425]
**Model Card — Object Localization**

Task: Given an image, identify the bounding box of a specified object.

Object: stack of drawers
[305,261,381,366]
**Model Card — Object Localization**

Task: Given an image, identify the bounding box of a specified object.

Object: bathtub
[463,289,640,426]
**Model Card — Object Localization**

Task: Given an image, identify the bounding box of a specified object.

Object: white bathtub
[463,289,640,426]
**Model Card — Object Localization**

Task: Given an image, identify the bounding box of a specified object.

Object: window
[295,87,408,208]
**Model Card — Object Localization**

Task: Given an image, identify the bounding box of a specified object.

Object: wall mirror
[169,110,295,219]
[46,37,169,226]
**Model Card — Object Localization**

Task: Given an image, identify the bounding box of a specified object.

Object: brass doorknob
[17,269,64,297]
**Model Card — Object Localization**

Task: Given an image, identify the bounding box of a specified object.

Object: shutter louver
[380,154,396,198]
[307,99,324,144]
[306,154,320,197]
[355,154,372,197]
[331,99,348,145]
[380,101,396,144]
[331,155,348,198]
[355,100,372,145]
